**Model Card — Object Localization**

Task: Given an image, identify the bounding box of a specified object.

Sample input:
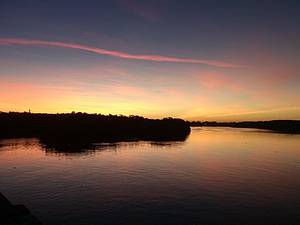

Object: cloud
[0,38,239,68]
[206,106,300,118]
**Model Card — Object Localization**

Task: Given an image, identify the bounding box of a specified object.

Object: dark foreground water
[1,127,300,225]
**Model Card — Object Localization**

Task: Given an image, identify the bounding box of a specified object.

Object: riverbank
[189,120,300,134]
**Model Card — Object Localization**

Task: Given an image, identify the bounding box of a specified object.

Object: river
[1,127,300,225]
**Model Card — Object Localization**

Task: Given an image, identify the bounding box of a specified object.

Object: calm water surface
[1,127,300,225]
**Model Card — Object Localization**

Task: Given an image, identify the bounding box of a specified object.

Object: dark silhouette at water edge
[0,112,191,144]
[0,192,42,225]
[189,120,300,134]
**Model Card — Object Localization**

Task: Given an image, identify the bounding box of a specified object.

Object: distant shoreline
[189,120,300,134]
[1,112,299,143]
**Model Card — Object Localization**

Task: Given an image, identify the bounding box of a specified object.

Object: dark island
[189,120,300,134]
[0,112,191,143]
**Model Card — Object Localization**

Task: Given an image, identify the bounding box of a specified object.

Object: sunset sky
[1,0,299,121]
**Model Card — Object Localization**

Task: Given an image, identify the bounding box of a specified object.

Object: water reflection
[0,136,188,157]
[0,128,300,225]
[40,137,188,156]
[32,129,189,156]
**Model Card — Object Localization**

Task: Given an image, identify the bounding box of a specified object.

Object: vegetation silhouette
[189,120,300,133]
[0,112,190,153]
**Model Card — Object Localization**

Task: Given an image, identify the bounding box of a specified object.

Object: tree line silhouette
[1,112,299,154]
[0,112,191,142]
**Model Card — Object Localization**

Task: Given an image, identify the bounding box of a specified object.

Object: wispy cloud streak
[207,106,300,117]
[0,38,239,68]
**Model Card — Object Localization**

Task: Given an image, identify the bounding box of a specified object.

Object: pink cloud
[206,106,300,118]
[193,72,244,92]
[0,38,239,68]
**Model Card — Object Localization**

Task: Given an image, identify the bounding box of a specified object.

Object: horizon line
[1,111,299,123]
